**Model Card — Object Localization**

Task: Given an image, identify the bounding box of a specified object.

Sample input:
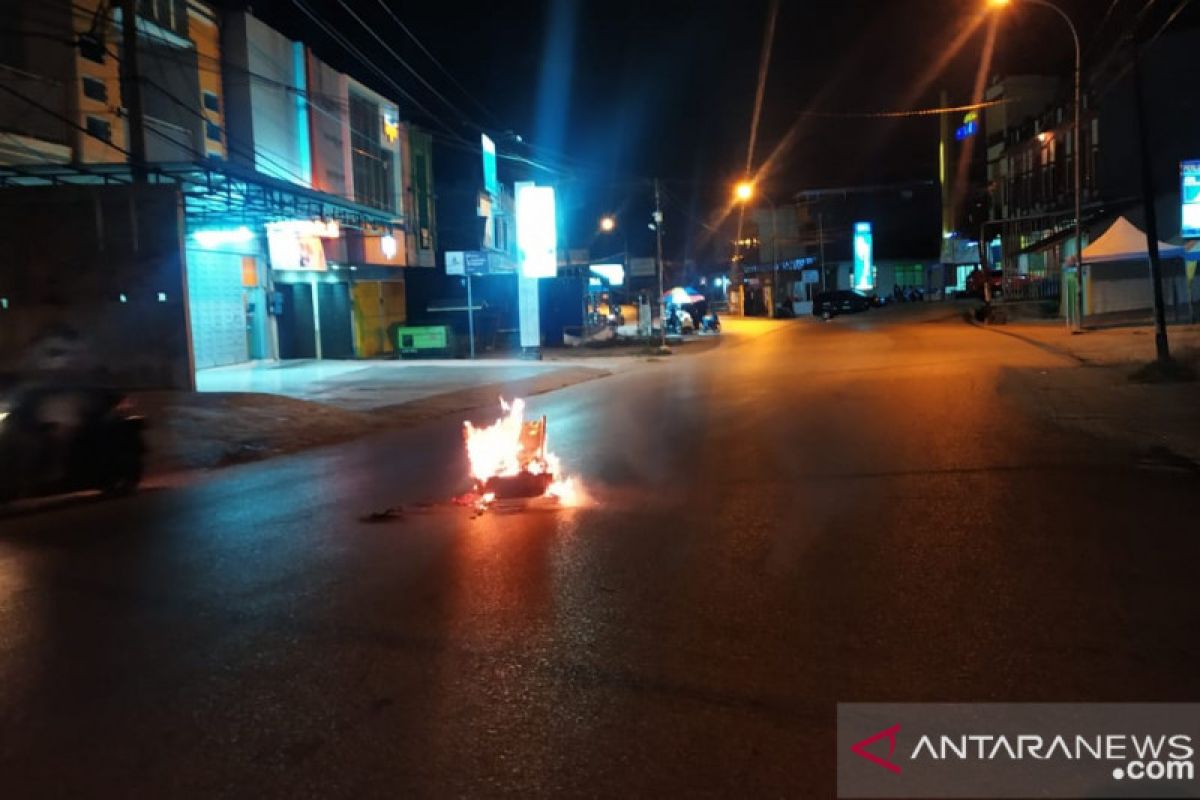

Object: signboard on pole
[464,251,489,274]
[515,183,558,279]
[445,250,465,276]
[481,133,499,198]
[1182,160,1200,239]
[630,257,657,277]
[853,221,875,291]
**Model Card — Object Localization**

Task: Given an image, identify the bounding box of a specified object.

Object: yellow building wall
[70,0,126,163]
[352,281,407,357]
[189,2,226,160]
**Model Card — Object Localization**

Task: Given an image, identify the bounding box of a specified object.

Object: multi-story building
[0,2,440,382]
[985,24,1200,319]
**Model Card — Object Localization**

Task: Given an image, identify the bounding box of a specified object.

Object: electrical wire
[330,0,477,129]
[288,0,469,146]
[370,0,503,127]
[800,99,1007,120]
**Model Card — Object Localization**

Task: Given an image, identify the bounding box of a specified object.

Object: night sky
[238,0,1176,258]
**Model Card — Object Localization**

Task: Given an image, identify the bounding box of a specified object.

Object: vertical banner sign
[481,134,499,198]
[853,221,875,291]
[1181,160,1200,239]
[516,183,558,279]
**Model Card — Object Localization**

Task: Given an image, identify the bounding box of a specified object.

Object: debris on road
[359,506,406,524]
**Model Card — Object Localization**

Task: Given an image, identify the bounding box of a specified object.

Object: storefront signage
[955,111,979,142]
[266,219,340,271]
[853,221,875,291]
[1182,160,1200,239]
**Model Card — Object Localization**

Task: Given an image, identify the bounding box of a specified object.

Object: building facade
[1,2,439,382]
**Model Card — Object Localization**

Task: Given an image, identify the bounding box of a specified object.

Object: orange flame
[463,399,588,508]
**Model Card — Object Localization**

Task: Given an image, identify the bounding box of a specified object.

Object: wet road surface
[2,306,1198,797]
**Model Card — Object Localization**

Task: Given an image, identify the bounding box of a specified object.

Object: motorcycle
[0,385,145,504]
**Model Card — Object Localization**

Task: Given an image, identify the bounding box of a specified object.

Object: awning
[0,158,401,230]
[1066,216,1185,264]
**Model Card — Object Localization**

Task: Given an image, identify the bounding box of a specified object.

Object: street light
[599,214,616,233]
[733,180,781,314]
[990,0,1083,329]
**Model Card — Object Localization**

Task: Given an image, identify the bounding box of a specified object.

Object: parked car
[813,290,872,320]
[966,269,1004,298]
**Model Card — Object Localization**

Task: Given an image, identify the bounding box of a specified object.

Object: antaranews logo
[850,724,903,775]
[837,703,1200,799]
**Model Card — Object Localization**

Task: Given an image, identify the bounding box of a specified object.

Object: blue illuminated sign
[955,111,979,142]
[853,221,875,291]
[1182,160,1200,239]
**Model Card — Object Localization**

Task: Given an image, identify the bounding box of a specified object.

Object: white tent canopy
[1067,215,1185,265]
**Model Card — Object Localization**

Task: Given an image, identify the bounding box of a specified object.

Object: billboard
[515,183,557,279]
[1182,161,1200,239]
[852,221,875,291]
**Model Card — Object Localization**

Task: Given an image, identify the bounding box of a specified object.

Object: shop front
[267,219,356,360]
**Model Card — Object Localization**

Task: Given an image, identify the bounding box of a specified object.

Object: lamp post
[734,180,781,314]
[989,0,1083,330]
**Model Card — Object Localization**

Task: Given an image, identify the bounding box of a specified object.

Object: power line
[288,0,470,146]
[371,0,503,127]
[329,0,478,130]
[800,99,1007,120]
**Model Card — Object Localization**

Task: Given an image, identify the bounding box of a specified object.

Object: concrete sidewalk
[982,319,1200,367]
[971,318,1200,466]
[196,359,605,411]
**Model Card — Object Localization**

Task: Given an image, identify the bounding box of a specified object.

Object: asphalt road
[2,305,1198,798]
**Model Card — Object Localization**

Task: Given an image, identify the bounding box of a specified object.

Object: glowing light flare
[192,226,253,248]
[734,181,755,202]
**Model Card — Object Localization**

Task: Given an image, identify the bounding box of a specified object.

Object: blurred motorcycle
[0,385,145,504]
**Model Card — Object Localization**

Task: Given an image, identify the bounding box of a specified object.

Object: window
[414,152,429,231]
[205,121,221,143]
[893,264,923,288]
[202,91,220,114]
[82,76,107,103]
[85,116,111,142]
[78,35,105,64]
[349,93,395,212]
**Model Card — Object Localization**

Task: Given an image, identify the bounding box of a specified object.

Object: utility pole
[1132,35,1171,362]
[466,274,476,359]
[119,0,148,182]
[654,177,667,350]
[817,211,827,292]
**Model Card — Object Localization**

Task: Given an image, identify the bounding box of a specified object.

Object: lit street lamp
[733,180,781,314]
[599,214,616,233]
[989,0,1083,329]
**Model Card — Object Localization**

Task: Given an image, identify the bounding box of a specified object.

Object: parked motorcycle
[0,385,145,504]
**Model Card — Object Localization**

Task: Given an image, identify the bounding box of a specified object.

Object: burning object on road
[462,398,585,510]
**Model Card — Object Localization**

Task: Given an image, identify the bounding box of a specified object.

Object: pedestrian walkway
[196,359,595,411]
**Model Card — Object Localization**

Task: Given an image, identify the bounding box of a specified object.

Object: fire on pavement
[461,398,587,512]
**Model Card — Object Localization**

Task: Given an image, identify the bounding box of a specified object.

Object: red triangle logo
[850,724,902,774]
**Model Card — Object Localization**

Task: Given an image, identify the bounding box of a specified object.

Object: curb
[963,312,1086,366]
